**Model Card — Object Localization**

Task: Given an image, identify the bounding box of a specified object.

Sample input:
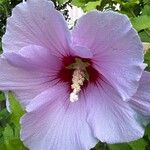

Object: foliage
[0,93,26,150]
[0,0,150,150]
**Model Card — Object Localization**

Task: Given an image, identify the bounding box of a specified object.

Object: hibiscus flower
[0,0,150,149]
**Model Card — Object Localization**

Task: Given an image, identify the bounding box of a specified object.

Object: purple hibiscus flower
[0,0,150,149]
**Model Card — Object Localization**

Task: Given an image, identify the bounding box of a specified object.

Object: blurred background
[0,0,150,149]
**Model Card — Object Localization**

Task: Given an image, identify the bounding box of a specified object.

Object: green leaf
[144,50,150,71]
[1,94,27,150]
[3,124,27,150]
[139,31,150,42]
[8,93,25,127]
[129,138,148,150]
[0,92,4,101]
[71,0,99,8]
[131,15,150,31]
[57,0,68,4]
[145,123,150,140]
[3,124,14,143]
[83,1,101,12]
[71,0,86,7]
[5,138,27,150]
[108,143,132,150]
[142,5,150,16]
[94,142,108,150]
[0,108,10,127]
[143,0,150,5]
[0,134,6,150]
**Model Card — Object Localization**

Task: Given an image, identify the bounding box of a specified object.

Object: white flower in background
[67,5,84,27]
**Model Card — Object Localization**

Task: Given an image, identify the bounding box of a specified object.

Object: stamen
[70,69,85,102]
[66,58,90,102]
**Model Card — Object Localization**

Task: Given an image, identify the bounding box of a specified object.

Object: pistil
[66,58,90,102]
[70,69,85,102]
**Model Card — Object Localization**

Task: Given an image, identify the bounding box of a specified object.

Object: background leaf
[131,16,150,31]
[108,143,132,150]
[83,1,101,12]
[129,139,148,150]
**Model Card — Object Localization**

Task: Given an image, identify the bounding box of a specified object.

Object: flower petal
[2,0,71,56]
[71,45,93,58]
[21,85,98,150]
[72,11,145,100]
[129,71,150,116]
[3,45,61,73]
[0,45,61,106]
[85,78,144,143]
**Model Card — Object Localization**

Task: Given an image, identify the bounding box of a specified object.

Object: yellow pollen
[70,69,85,102]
